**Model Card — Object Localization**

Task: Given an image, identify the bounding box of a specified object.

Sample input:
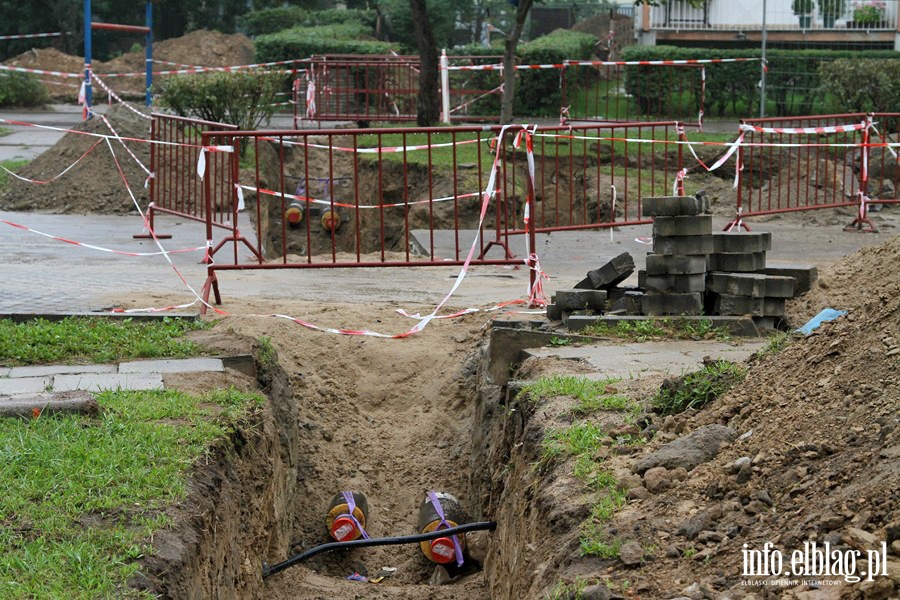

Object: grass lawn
[0,316,263,598]
[0,387,265,599]
[0,317,210,366]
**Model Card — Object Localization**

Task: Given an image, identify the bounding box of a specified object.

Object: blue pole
[146,0,153,107]
[83,0,92,116]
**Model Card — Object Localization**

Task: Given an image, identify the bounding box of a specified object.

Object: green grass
[757,330,794,357]
[0,387,265,599]
[0,317,210,366]
[542,421,607,461]
[651,359,746,415]
[581,317,731,343]
[520,374,637,417]
[0,159,29,190]
[256,336,275,365]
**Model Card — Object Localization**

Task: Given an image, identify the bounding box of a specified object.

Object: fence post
[440,49,451,124]
[202,132,214,265]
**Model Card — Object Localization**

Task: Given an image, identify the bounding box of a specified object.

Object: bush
[518,29,597,116]
[447,45,506,117]
[0,73,49,108]
[156,70,286,133]
[620,46,900,117]
[255,24,396,63]
[819,58,900,114]
[239,7,308,36]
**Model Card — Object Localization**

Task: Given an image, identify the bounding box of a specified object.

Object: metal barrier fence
[138,113,237,242]
[293,54,501,126]
[197,121,682,308]
[732,112,900,231]
[561,63,705,126]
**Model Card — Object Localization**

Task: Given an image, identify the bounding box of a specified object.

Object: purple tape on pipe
[427,490,464,567]
[339,491,369,540]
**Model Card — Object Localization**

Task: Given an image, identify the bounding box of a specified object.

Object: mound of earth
[0,104,151,214]
[547,233,900,598]
[789,233,900,324]
[4,30,255,100]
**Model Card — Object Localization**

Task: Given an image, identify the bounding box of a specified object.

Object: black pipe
[262,521,497,578]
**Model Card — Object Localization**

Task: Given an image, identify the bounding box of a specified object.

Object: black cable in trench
[263,521,497,578]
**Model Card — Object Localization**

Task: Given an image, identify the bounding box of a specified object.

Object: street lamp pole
[760,0,768,117]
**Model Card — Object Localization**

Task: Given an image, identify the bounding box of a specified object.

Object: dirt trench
[150,314,582,600]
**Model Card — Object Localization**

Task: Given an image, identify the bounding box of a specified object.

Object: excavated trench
[137,323,579,600]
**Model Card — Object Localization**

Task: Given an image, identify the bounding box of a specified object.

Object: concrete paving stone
[653,235,714,256]
[708,272,768,297]
[561,309,593,326]
[714,295,786,317]
[555,289,608,312]
[763,275,796,298]
[645,273,706,293]
[642,195,710,217]
[53,373,164,392]
[642,292,704,316]
[652,215,713,237]
[526,337,766,379]
[574,276,594,290]
[0,377,51,396]
[0,390,97,418]
[546,303,563,321]
[586,252,635,289]
[708,252,766,273]
[763,264,817,295]
[8,364,117,378]
[118,358,225,374]
[712,232,772,253]
[645,254,708,275]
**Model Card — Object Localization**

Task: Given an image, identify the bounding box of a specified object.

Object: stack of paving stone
[640,195,712,316]
[707,232,793,324]
[546,252,635,323]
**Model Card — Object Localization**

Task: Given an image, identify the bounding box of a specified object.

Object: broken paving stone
[645,254,707,275]
[653,215,713,237]
[641,292,704,316]
[618,540,645,566]
[586,252,635,289]
[555,289,608,311]
[712,232,772,253]
[642,195,710,217]
[635,425,738,474]
[653,235,714,256]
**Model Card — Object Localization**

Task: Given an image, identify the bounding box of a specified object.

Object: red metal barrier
[197,121,682,309]
[136,113,238,244]
[293,54,505,126]
[731,112,900,232]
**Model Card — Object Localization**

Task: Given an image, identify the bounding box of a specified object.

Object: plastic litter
[797,308,847,335]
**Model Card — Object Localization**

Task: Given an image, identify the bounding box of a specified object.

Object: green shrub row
[255,24,396,63]
[239,7,378,37]
[0,73,49,108]
[518,29,598,116]
[619,46,900,117]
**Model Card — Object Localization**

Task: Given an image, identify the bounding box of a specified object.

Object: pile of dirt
[506,233,900,598]
[0,104,152,214]
[4,30,255,100]
[788,233,900,323]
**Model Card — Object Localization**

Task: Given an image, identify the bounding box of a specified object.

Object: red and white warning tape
[266,135,486,154]
[0,139,103,185]
[0,31,64,40]
[238,184,483,210]
[739,121,866,135]
[0,218,204,257]
[449,84,503,115]
[0,64,82,78]
[89,73,153,121]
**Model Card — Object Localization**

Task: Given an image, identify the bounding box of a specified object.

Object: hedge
[620,46,900,117]
[239,7,308,36]
[518,29,597,116]
[255,24,396,63]
[819,58,900,114]
[0,73,49,108]
[240,7,377,37]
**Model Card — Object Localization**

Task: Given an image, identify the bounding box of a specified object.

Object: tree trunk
[500,0,535,124]
[409,0,440,126]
